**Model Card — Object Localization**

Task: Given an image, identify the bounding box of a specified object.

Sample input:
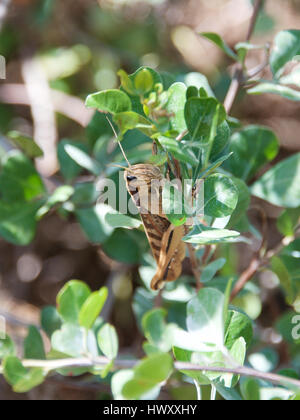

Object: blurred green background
[0,0,300,400]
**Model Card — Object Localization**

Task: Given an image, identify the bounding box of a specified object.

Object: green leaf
[0,151,45,202]
[133,288,155,329]
[186,86,199,100]
[41,306,62,338]
[117,69,135,95]
[271,256,294,304]
[251,152,300,208]
[240,378,260,401]
[3,356,28,386]
[129,67,162,89]
[71,182,98,206]
[183,224,240,245]
[24,326,46,360]
[221,337,246,388]
[76,204,114,244]
[248,82,300,101]
[200,32,239,61]
[134,68,154,94]
[173,346,210,385]
[270,30,300,77]
[227,178,251,229]
[204,174,238,218]
[85,89,132,114]
[102,229,146,264]
[3,356,45,393]
[280,238,300,282]
[111,370,135,400]
[157,136,198,166]
[201,258,226,283]
[184,72,216,98]
[214,383,243,400]
[122,353,173,400]
[97,323,119,359]
[197,152,233,181]
[7,131,43,158]
[57,140,88,181]
[0,200,43,245]
[225,309,253,349]
[57,280,91,324]
[210,121,231,160]
[136,353,173,382]
[0,335,16,359]
[79,287,108,329]
[51,323,98,358]
[187,288,225,347]
[277,208,300,237]
[225,125,279,181]
[105,213,142,229]
[184,97,226,141]
[37,185,74,218]
[235,41,265,62]
[113,111,154,137]
[280,67,300,86]
[166,82,187,134]
[64,144,101,176]
[142,308,176,353]
[276,311,300,344]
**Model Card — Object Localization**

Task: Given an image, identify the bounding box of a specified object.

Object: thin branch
[223,69,243,115]
[230,257,261,300]
[2,356,300,389]
[223,0,264,114]
[176,129,188,142]
[246,0,264,42]
[230,206,269,300]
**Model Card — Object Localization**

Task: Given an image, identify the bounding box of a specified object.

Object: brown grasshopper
[124,164,186,291]
[106,116,186,291]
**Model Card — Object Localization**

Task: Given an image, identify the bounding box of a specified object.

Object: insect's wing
[141,213,170,264]
[125,165,186,290]
[150,224,186,291]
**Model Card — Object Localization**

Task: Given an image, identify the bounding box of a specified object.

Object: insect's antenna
[105,115,131,168]
[108,163,129,170]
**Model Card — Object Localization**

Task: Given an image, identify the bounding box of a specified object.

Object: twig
[176,129,188,142]
[230,257,261,301]
[2,356,300,389]
[223,0,264,114]
[245,0,264,42]
[230,206,268,300]
[223,68,243,115]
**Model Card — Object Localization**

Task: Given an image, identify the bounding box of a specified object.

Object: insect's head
[124,164,162,186]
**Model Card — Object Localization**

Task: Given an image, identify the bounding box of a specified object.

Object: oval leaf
[251,152,300,208]
[57,280,91,324]
[85,89,132,114]
[204,174,238,218]
[97,323,119,359]
[79,287,108,329]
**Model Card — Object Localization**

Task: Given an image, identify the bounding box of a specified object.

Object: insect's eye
[127,175,137,181]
